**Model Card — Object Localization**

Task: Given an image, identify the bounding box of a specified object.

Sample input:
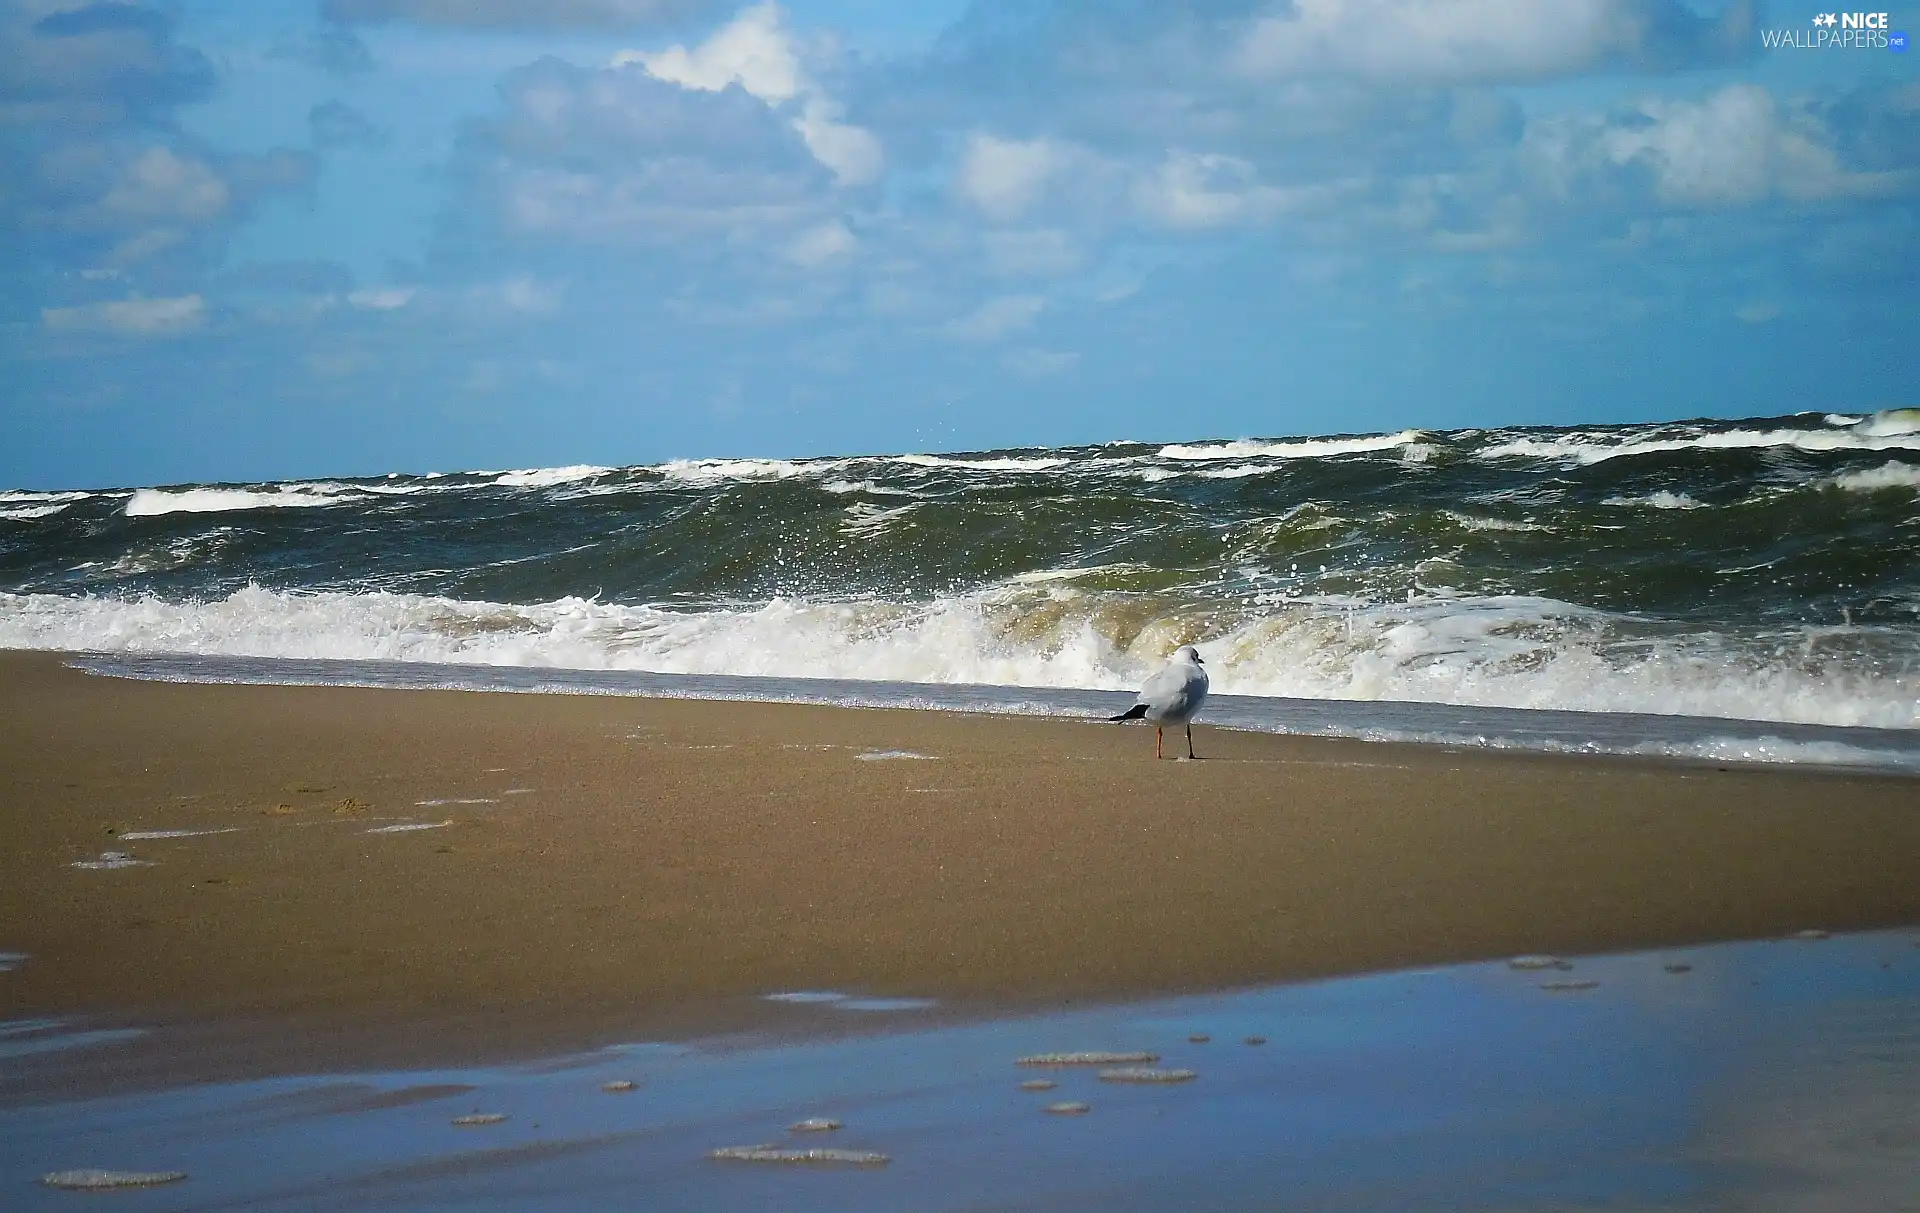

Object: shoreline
[61,649,1920,776]
[3,650,1918,1097]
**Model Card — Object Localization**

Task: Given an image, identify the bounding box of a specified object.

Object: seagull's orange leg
[1155,726,1163,759]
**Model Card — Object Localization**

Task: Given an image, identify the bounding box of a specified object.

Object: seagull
[1109,646,1210,760]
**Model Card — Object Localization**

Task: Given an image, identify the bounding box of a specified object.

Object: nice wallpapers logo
[1762,11,1908,49]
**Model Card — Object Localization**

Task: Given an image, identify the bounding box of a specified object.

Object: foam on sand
[41,1170,186,1190]
[708,1145,889,1166]
[365,820,453,834]
[71,851,150,870]
[1017,1051,1158,1067]
[1098,1067,1197,1083]
[117,827,243,840]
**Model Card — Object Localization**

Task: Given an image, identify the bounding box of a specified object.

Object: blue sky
[3,0,1915,489]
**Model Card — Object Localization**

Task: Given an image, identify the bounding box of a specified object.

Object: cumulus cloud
[2,1,314,300]
[612,4,883,185]
[42,293,206,336]
[460,55,831,247]
[786,220,855,266]
[1238,0,1756,85]
[322,0,708,30]
[1131,151,1347,229]
[956,133,1064,220]
[1524,84,1908,210]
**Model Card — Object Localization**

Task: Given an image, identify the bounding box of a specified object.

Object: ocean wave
[3,586,1913,731]
[1159,430,1423,462]
[1831,462,1920,493]
[658,457,846,483]
[0,503,73,521]
[890,454,1071,472]
[124,487,358,517]
[490,465,615,488]
[1480,425,1920,465]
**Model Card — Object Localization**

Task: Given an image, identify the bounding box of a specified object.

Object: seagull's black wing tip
[1109,704,1149,722]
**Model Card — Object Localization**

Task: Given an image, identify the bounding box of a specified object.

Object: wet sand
[2,650,1918,1092]
[6,930,1918,1211]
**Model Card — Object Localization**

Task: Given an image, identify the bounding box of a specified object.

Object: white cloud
[794,98,883,186]
[42,295,207,337]
[1236,0,1742,85]
[787,220,855,266]
[1526,85,1908,210]
[943,294,1045,342]
[613,2,881,185]
[97,147,231,223]
[348,287,417,310]
[956,134,1061,221]
[615,3,802,101]
[1132,151,1333,229]
[982,228,1083,278]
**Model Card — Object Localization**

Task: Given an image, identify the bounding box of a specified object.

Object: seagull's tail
[1108,704,1148,722]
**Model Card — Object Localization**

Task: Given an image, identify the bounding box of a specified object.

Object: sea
[5,411,1919,773]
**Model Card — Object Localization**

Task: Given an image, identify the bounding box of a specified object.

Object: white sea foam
[1160,431,1423,461]
[116,828,242,840]
[1601,491,1706,510]
[4,586,1916,731]
[839,502,919,538]
[125,487,354,517]
[1831,462,1920,493]
[1852,408,1920,437]
[820,479,911,496]
[1481,425,1920,465]
[0,490,96,504]
[890,454,1070,471]
[490,465,614,488]
[658,457,845,483]
[0,503,72,520]
[1440,511,1551,532]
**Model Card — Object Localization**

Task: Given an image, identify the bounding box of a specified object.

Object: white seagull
[1109,646,1210,760]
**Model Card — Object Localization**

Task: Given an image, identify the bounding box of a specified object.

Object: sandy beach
[3,650,1918,1089]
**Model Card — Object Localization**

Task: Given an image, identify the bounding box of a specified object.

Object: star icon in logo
[1813,12,1837,26]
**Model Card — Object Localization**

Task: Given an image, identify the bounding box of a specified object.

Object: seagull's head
[1176,645,1203,665]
